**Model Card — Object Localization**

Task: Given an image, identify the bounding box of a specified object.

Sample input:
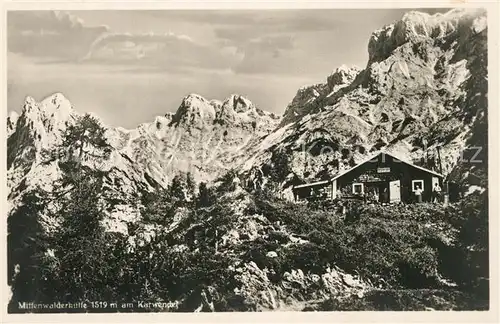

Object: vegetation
[247,193,489,307]
[7,116,489,312]
[8,114,122,311]
[7,189,50,310]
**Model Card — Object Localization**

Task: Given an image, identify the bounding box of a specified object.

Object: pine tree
[62,114,111,162]
[52,175,108,301]
[44,113,117,303]
[217,169,238,194]
[197,182,214,208]
[194,202,233,253]
[169,174,187,207]
[141,188,174,225]
[270,149,290,183]
[455,191,489,297]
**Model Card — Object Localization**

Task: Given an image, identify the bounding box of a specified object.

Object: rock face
[240,8,487,190]
[106,92,279,188]
[281,65,361,126]
[8,94,76,194]
[7,92,280,232]
[233,261,368,311]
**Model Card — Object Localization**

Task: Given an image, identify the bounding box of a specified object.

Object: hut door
[389,180,401,202]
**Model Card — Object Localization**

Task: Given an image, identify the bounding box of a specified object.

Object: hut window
[412,180,424,192]
[352,183,364,194]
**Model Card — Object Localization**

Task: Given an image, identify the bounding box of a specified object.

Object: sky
[7,9,450,128]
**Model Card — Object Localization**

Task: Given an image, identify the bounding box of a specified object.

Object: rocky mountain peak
[206,94,279,129]
[280,66,361,126]
[169,93,276,131]
[367,8,486,64]
[222,94,256,113]
[22,92,72,114]
[42,92,72,109]
[21,93,75,127]
[215,94,253,124]
[171,93,217,127]
[327,65,361,92]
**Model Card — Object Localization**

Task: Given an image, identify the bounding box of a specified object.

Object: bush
[268,231,290,244]
[282,243,331,274]
[440,191,489,297]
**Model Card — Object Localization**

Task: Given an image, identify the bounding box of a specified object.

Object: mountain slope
[7,92,280,232]
[238,8,487,197]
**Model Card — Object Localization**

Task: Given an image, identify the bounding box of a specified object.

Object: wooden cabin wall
[294,183,333,200]
[336,154,441,202]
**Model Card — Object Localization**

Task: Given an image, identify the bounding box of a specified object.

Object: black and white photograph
[3,2,496,318]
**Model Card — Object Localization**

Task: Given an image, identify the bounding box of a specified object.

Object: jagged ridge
[7,92,280,232]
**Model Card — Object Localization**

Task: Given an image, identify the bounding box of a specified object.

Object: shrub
[282,243,331,274]
[251,194,445,288]
[439,191,489,297]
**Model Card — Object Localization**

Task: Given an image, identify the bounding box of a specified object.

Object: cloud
[134,10,261,26]
[225,33,305,75]
[235,35,294,57]
[211,8,452,75]
[6,10,363,76]
[8,11,245,74]
[215,28,297,75]
[8,9,453,85]
[153,10,343,31]
[82,32,243,72]
[210,10,347,76]
[8,11,108,61]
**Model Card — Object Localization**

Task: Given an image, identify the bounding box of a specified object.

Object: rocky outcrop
[233,262,368,311]
[8,94,75,193]
[367,9,486,64]
[280,65,361,125]
[170,93,218,128]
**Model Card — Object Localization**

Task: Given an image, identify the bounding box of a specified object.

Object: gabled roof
[330,150,444,181]
[293,179,330,189]
[292,150,443,190]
